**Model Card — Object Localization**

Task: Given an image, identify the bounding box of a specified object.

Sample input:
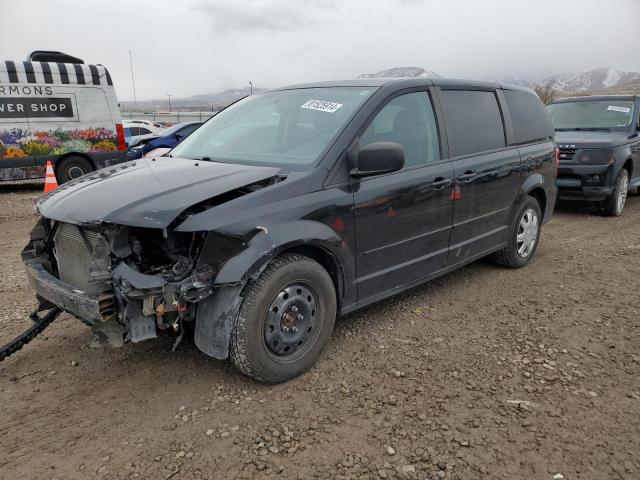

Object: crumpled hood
[555,130,632,149]
[35,158,280,228]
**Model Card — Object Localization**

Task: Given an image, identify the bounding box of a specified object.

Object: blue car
[126,121,202,159]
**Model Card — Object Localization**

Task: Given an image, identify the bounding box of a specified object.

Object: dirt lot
[0,184,639,480]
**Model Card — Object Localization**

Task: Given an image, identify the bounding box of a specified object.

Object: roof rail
[27,51,84,64]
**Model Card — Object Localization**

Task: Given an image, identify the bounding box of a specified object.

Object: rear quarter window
[440,90,506,157]
[504,89,553,144]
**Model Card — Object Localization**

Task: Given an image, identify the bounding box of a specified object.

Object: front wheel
[230,254,337,383]
[600,169,629,217]
[493,196,542,268]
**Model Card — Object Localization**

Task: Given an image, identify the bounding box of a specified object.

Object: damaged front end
[22,218,243,356]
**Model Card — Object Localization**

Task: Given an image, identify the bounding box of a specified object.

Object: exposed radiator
[53,223,103,293]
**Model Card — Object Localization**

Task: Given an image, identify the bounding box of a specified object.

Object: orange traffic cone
[43,160,59,193]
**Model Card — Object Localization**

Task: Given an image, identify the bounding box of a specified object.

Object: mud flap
[194,284,244,359]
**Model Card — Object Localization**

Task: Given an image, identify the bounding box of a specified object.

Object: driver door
[354,91,454,302]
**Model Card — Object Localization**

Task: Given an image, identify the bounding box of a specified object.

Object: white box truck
[0,51,126,183]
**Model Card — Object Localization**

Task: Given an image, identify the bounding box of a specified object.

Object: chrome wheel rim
[264,284,317,358]
[516,208,539,258]
[617,174,629,213]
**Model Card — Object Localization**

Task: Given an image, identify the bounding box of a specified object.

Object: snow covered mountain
[358,67,440,79]
[545,68,640,92]
[494,68,640,93]
[124,66,640,111]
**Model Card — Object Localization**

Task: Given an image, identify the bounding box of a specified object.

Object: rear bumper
[556,163,613,201]
[23,259,113,324]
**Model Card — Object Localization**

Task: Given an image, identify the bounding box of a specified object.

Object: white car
[125,119,163,131]
[123,121,163,147]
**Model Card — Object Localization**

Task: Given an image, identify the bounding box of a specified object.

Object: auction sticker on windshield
[301,100,343,113]
[607,105,631,113]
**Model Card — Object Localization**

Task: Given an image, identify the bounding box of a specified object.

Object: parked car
[23,78,557,383]
[125,119,164,130]
[126,121,202,160]
[123,122,159,148]
[0,51,126,183]
[547,95,640,216]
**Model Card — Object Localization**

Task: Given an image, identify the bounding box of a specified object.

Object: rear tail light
[554,146,560,167]
[115,123,126,151]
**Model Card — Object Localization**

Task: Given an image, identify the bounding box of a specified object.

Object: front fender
[193,220,354,359]
[213,219,353,285]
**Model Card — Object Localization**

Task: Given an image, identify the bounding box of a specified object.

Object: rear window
[504,89,553,144]
[441,90,506,157]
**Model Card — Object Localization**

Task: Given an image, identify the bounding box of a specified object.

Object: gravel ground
[0,183,639,480]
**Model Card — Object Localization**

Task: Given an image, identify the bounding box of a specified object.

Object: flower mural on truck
[0,127,117,158]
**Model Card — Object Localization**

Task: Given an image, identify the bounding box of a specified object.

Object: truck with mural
[0,51,126,183]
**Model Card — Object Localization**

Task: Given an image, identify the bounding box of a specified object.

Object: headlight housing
[578,149,615,164]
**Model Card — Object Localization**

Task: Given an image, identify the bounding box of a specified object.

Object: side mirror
[175,133,184,140]
[350,142,405,178]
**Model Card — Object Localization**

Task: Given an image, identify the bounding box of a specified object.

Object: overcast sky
[1,0,638,101]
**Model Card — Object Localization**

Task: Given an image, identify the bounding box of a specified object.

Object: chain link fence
[121,110,218,124]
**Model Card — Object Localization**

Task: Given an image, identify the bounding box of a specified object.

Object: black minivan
[22,78,557,382]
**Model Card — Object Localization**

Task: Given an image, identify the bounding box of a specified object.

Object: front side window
[359,91,440,168]
[547,100,635,131]
[171,87,375,166]
[441,90,506,157]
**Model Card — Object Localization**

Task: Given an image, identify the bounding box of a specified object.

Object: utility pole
[249,81,253,95]
[167,94,172,112]
[128,50,137,109]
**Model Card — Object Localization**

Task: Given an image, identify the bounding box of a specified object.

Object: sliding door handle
[457,170,477,182]
[430,177,452,189]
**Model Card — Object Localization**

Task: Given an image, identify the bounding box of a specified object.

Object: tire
[230,253,337,383]
[600,169,629,217]
[56,156,94,183]
[493,196,542,269]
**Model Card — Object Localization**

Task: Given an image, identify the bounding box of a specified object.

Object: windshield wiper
[557,127,611,132]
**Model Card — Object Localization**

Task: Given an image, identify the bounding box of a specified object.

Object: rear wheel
[230,253,337,383]
[493,196,542,268]
[56,156,94,183]
[600,169,629,217]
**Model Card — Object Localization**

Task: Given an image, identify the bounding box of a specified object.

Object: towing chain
[0,307,62,361]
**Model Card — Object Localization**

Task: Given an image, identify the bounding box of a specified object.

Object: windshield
[547,100,635,131]
[170,87,375,166]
